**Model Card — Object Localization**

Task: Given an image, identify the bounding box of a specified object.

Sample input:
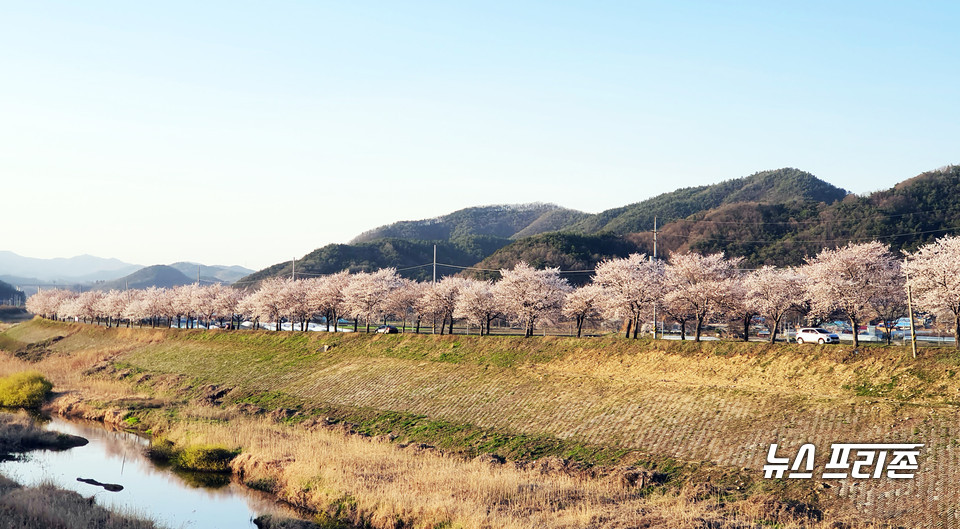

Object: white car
[796,328,839,344]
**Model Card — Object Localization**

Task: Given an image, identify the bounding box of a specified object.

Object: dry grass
[3,318,957,527]
[152,410,865,529]
[0,474,159,529]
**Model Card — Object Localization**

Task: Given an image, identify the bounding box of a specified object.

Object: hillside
[636,165,960,266]
[4,318,960,526]
[465,233,646,285]
[93,265,194,291]
[350,203,585,244]
[243,166,960,282]
[168,262,253,284]
[240,236,512,285]
[568,168,847,235]
[0,279,24,305]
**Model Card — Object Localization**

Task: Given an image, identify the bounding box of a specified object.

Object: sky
[2,1,958,270]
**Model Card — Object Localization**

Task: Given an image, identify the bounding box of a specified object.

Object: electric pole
[906,271,918,359]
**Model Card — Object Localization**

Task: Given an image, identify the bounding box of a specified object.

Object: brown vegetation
[2,318,951,527]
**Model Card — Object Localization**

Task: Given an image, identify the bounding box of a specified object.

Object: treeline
[26,235,960,347]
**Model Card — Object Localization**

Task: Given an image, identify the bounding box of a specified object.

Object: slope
[240,236,512,285]
[93,265,194,291]
[466,233,646,285]
[569,168,847,235]
[350,203,586,243]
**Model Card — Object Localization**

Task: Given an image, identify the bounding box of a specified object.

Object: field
[2,318,959,527]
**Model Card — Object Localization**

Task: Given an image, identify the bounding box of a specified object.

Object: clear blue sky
[3,1,958,269]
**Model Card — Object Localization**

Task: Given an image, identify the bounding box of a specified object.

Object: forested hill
[0,279,24,305]
[240,165,960,284]
[239,236,512,284]
[628,165,960,266]
[350,204,589,244]
[93,265,194,291]
[566,168,848,235]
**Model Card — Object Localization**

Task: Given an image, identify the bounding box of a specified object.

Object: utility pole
[653,215,658,260]
[197,264,200,286]
[652,216,659,339]
[433,245,437,284]
[906,271,918,359]
[292,258,296,280]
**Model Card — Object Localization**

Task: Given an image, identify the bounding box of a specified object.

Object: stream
[0,414,307,529]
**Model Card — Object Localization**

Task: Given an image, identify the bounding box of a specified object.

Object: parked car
[375,325,399,334]
[796,328,839,344]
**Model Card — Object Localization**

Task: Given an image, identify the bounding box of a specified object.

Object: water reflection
[0,414,304,529]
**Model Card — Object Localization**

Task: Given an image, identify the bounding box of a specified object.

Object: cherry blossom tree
[383,278,420,333]
[306,271,351,332]
[343,268,402,332]
[26,289,74,320]
[904,235,960,348]
[454,279,500,336]
[563,283,604,338]
[420,277,467,335]
[664,252,742,342]
[593,254,664,339]
[494,262,570,338]
[802,241,901,348]
[717,271,754,342]
[746,266,805,343]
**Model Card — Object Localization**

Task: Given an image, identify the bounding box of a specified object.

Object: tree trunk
[448,314,454,335]
[851,316,860,348]
[695,316,704,342]
[623,318,632,339]
[576,315,584,338]
[632,312,640,339]
[415,316,421,334]
[769,315,781,344]
[955,313,960,349]
[353,318,358,333]
[742,313,752,342]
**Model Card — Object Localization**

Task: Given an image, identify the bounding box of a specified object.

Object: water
[0,414,305,529]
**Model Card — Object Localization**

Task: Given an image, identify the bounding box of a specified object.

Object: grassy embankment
[3,317,960,527]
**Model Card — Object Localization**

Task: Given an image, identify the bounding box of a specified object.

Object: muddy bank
[0,411,87,456]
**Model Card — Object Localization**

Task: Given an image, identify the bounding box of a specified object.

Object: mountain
[466,233,646,285]
[92,265,194,291]
[567,168,848,235]
[0,251,141,282]
[240,236,512,285]
[350,204,587,244]
[0,279,25,306]
[169,262,253,284]
[243,166,960,283]
[628,165,960,266]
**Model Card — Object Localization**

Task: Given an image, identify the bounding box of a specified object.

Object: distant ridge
[350,203,587,244]
[567,168,848,235]
[242,166,960,283]
[93,265,193,291]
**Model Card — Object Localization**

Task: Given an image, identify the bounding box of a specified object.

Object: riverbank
[3,317,954,527]
[0,412,160,529]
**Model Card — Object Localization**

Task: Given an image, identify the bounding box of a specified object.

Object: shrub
[0,371,53,408]
[176,445,238,472]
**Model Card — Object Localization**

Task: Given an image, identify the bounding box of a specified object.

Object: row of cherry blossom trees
[25,235,960,346]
